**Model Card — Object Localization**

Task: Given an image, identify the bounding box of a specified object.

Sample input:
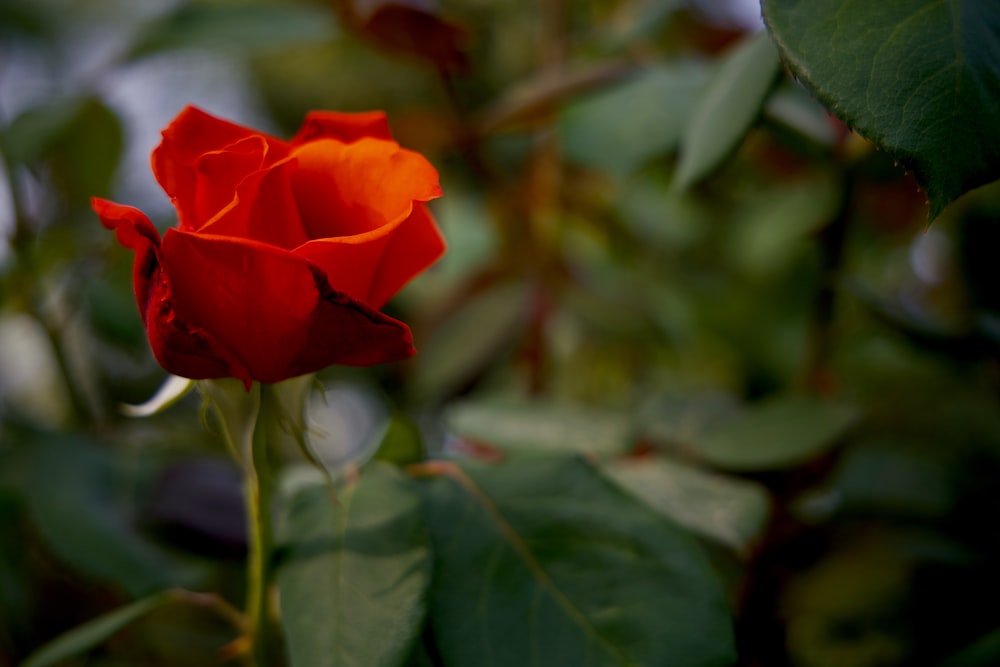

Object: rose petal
[296,201,445,307]
[190,135,268,228]
[92,197,254,384]
[199,158,311,250]
[161,230,414,383]
[290,137,442,239]
[92,198,161,316]
[291,110,394,145]
[287,269,416,374]
[366,202,446,308]
[152,106,288,229]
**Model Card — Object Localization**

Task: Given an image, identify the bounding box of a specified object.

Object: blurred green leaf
[603,456,770,552]
[762,0,1000,219]
[943,627,1000,667]
[444,397,632,456]
[21,591,174,667]
[409,282,529,403]
[674,31,781,190]
[3,96,123,205]
[691,395,859,471]
[727,174,840,276]
[25,433,193,596]
[83,274,146,348]
[764,82,838,148]
[782,538,911,667]
[125,2,337,61]
[2,101,76,166]
[276,462,430,667]
[830,438,958,520]
[0,492,31,641]
[637,390,741,450]
[602,0,684,48]
[374,414,425,466]
[418,454,735,666]
[561,61,709,179]
[0,0,49,39]
[479,62,636,133]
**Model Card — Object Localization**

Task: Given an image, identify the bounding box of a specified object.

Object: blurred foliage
[2,0,1000,665]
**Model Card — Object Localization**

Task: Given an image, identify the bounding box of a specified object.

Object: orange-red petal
[290,137,441,238]
[92,197,253,383]
[295,201,445,308]
[160,230,414,383]
[189,135,268,229]
[152,106,288,229]
[286,137,444,304]
[198,158,311,250]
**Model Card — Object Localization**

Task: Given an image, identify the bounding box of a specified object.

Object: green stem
[244,385,275,667]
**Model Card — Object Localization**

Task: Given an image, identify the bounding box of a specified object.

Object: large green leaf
[762,0,1000,218]
[276,462,431,667]
[419,454,735,666]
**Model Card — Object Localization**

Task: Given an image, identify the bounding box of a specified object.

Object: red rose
[93,106,445,387]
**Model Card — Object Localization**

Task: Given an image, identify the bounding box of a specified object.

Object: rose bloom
[93,106,445,387]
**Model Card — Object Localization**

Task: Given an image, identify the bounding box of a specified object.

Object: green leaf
[560,62,709,180]
[726,174,841,276]
[374,414,425,466]
[444,397,633,456]
[943,627,1000,667]
[21,591,174,667]
[276,462,431,667]
[2,96,123,205]
[409,282,529,403]
[763,82,838,148]
[829,437,958,519]
[691,395,859,471]
[125,3,337,61]
[25,434,191,596]
[418,454,735,666]
[602,456,770,552]
[674,30,781,190]
[762,0,1000,218]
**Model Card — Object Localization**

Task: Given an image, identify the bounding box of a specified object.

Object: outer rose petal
[291,110,393,145]
[160,231,415,384]
[296,202,445,308]
[91,197,253,382]
[91,198,160,315]
[367,202,446,308]
[152,106,288,229]
[286,137,444,304]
